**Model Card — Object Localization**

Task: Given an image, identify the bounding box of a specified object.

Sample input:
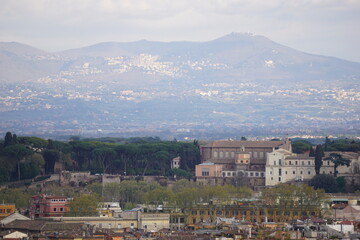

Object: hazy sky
[1,0,360,62]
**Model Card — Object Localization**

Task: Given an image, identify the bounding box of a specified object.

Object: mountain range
[0,33,359,139]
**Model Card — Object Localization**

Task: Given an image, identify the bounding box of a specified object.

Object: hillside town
[1,136,360,239]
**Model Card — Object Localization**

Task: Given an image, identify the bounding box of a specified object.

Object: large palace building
[197,138,292,188]
[197,138,359,189]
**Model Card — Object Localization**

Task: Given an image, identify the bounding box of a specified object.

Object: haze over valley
[1,33,359,139]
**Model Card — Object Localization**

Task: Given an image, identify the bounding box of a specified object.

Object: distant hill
[0,42,64,83]
[0,33,359,138]
[1,33,360,84]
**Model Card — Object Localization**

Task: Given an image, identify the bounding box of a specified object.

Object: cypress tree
[4,132,13,147]
[315,145,323,175]
[309,146,315,157]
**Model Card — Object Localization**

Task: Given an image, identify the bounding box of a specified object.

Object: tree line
[0,132,200,184]
[63,181,326,218]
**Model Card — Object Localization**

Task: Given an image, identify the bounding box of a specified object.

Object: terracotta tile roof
[4,220,84,232]
[205,140,285,148]
[5,220,47,230]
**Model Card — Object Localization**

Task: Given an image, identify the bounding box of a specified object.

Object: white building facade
[265,149,357,186]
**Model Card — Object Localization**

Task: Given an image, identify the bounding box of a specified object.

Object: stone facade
[197,138,291,188]
[265,150,360,186]
[59,171,93,187]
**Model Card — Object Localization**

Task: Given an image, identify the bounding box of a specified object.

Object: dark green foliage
[20,160,40,179]
[324,153,351,177]
[4,132,14,147]
[324,136,332,151]
[315,145,324,175]
[310,174,348,193]
[324,138,360,152]
[0,133,199,184]
[0,166,10,184]
[309,174,338,193]
[91,146,116,173]
[292,140,312,154]
[43,149,60,174]
[3,144,33,181]
[336,177,347,192]
[309,147,315,157]
[17,136,48,152]
[12,134,18,144]
[166,168,193,179]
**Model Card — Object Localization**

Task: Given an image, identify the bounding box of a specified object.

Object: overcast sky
[1,0,359,62]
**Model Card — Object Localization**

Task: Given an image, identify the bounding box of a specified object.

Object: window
[289,161,292,165]
[108,223,112,229]
[214,151,218,158]
[202,168,209,176]
[60,208,63,212]
[250,172,254,177]
[302,161,304,165]
[225,152,229,158]
[293,171,295,174]
[279,169,282,176]
[308,161,311,165]
[300,171,303,174]
[274,161,276,166]
[285,171,287,174]
[118,224,122,228]
[53,208,57,212]
[231,152,235,158]
[219,152,224,158]
[328,161,330,165]
[270,171,273,175]
[271,177,273,180]
[279,159,282,165]
[255,172,259,177]
[278,177,281,181]
[295,161,298,165]
[308,171,311,175]
[99,223,102,228]
[253,152,258,158]
[259,152,264,158]
[261,172,264,177]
